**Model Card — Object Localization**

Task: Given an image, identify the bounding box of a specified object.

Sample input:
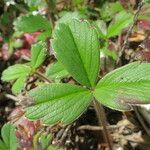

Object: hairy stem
[35,71,52,83]
[93,99,113,150]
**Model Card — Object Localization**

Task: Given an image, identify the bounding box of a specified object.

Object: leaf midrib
[31,89,92,105]
[67,24,92,87]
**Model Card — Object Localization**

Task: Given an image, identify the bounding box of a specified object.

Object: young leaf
[26,83,92,124]
[52,19,100,88]
[12,76,26,94]
[107,11,133,38]
[31,41,47,69]
[93,62,150,111]
[14,14,52,41]
[1,123,18,150]
[45,61,69,80]
[1,64,31,81]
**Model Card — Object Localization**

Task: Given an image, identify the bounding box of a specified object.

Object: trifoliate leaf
[107,11,133,38]
[45,61,69,80]
[14,14,51,41]
[93,62,150,111]
[1,123,18,150]
[52,19,100,88]
[2,64,31,81]
[26,83,92,124]
[31,41,47,69]
[12,76,26,94]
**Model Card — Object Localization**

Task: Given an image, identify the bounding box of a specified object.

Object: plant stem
[116,0,144,66]
[35,71,52,83]
[93,99,113,150]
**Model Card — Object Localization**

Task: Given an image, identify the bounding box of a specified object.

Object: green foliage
[52,19,100,88]
[14,14,52,41]
[26,83,92,124]
[110,2,124,13]
[96,11,133,39]
[24,0,44,7]
[39,133,52,149]
[99,2,124,21]
[1,3,150,128]
[57,11,86,25]
[72,0,84,5]
[1,64,31,81]
[0,123,18,150]
[2,41,47,94]
[33,131,60,150]
[93,10,133,59]
[93,20,107,38]
[94,62,150,111]
[144,0,150,2]
[31,41,47,69]
[45,61,69,80]
[107,11,133,38]
[101,44,117,60]
[12,76,26,94]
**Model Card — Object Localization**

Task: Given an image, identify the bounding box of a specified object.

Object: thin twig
[116,0,144,66]
[35,71,52,83]
[78,125,118,131]
[93,99,113,150]
[5,94,19,102]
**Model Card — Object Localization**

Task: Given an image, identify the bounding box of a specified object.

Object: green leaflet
[93,62,150,111]
[12,76,26,94]
[52,19,100,88]
[45,61,69,80]
[31,41,47,69]
[1,64,31,81]
[26,83,92,124]
[1,123,18,150]
[14,14,52,41]
[107,11,133,38]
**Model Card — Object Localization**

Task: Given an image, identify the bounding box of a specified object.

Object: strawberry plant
[1,0,150,149]
[2,17,150,146]
[21,19,150,125]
